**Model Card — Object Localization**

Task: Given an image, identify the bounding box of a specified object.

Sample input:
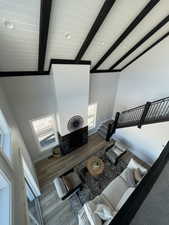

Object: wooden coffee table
[86,156,104,176]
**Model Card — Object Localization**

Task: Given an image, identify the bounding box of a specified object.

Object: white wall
[113,36,169,165]
[0,83,38,225]
[89,73,119,131]
[52,64,90,136]
[1,76,57,162]
[1,72,119,162]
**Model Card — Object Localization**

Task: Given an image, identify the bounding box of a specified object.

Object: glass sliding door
[25,179,44,225]
[0,170,12,225]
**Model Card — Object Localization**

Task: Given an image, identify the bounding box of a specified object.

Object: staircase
[97,120,114,139]
[106,96,169,141]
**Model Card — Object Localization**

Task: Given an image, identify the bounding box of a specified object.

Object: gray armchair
[53,169,82,200]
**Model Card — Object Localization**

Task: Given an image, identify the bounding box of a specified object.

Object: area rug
[39,154,128,225]
[78,154,127,196]
[68,154,127,221]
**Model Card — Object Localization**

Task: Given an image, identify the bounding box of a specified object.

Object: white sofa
[80,158,148,225]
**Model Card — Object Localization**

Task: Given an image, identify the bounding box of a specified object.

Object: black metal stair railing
[117,104,145,128]
[106,96,169,141]
[144,97,169,124]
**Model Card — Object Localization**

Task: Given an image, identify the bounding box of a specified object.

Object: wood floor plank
[35,133,109,188]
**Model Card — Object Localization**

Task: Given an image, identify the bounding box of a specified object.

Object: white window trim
[30,114,58,152]
[0,110,12,164]
[0,149,13,171]
[22,156,40,197]
[0,169,12,225]
[0,135,13,170]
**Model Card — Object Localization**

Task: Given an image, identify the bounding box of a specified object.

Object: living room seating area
[80,157,148,225]
[36,134,149,225]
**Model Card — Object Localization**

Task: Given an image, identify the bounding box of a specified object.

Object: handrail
[122,104,145,113]
[151,96,169,103]
[122,96,169,114]
[123,96,169,112]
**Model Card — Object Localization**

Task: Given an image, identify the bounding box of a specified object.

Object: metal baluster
[151,102,161,120]
[137,109,140,121]
[146,104,153,120]
[128,111,132,122]
[157,101,164,119]
[139,107,144,121]
[161,101,168,118]
[135,109,138,121]
[156,101,165,119]
[132,111,135,122]
[164,101,169,118]
[133,110,136,122]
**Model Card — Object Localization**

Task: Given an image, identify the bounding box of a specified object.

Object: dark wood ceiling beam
[91,0,160,72]
[109,15,169,70]
[48,59,91,72]
[0,71,49,77]
[0,60,91,77]
[90,69,121,74]
[120,31,169,71]
[75,0,116,61]
[38,0,53,72]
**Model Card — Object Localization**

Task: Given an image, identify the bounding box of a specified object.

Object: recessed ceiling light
[65,33,71,40]
[101,42,105,45]
[3,20,14,29]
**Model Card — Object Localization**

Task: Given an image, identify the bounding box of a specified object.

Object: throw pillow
[62,176,73,191]
[122,168,136,187]
[133,168,143,184]
[127,158,147,175]
[94,204,115,221]
[84,201,102,225]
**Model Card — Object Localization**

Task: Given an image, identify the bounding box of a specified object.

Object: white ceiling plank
[99,0,169,70]
[82,0,149,67]
[45,0,105,70]
[114,22,169,69]
[0,0,40,71]
[0,0,169,72]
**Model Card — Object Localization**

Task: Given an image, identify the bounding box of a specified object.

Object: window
[0,110,11,161]
[0,170,11,225]
[31,115,57,151]
[88,103,97,130]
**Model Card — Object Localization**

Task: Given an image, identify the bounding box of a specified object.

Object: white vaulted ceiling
[96,0,169,70]
[44,0,105,70]
[0,0,169,73]
[0,0,40,71]
[82,0,149,67]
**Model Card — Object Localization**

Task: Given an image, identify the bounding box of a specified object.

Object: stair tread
[99,126,107,131]
[103,120,114,127]
[98,128,107,134]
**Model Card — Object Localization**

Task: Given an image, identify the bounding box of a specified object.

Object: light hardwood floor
[35,133,110,188]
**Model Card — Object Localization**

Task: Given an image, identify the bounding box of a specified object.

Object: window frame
[0,110,12,164]
[0,127,5,148]
[0,169,12,225]
[30,114,58,152]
